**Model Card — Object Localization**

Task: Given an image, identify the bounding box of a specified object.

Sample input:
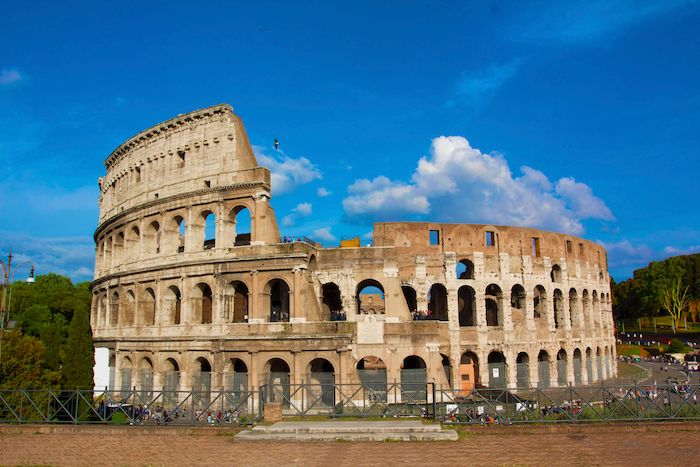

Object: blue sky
[0,1,698,282]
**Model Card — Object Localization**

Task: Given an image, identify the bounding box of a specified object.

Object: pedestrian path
[234,420,458,442]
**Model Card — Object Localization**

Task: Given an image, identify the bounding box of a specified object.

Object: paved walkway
[0,423,699,466]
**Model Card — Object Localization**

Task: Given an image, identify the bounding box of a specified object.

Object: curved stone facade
[91,104,616,398]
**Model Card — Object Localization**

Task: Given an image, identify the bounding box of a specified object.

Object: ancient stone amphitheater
[90,104,616,402]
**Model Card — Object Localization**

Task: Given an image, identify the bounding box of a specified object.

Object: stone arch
[586,347,594,383]
[550,264,562,283]
[123,289,135,326]
[165,285,182,325]
[142,287,156,326]
[569,288,580,328]
[165,215,186,254]
[162,358,180,399]
[265,357,291,406]
[556,349,568,385]
[357,356,387,401]
[110,290,120,326]
[193,357,212,404]
[307,358,335,405]
[553,289,565,328]
[441,353,452,386]
[428,283,448,321]
[120,356,133,396]
[139,357,154,398]
[516,352,530,388]
[592,290,600,328]
[537,350,550,388]
[401,355,427,400]
[230,205,252,246]
[459,351,479,393]
[144,220,161,255]
[582,289,591,326]
[114,231,125,266]
[596,347,604,381]
[356,279,385,315]
[510,284,526,323]
[402,285,418,318]
[487,351,507,388]
[225,358,249,399]
[201,210,216,250]
[573,348,583,385]
[126,225,140,261]
[485,284,502,326]
[225,280,249,323]
[458,286,476,326]
[192,282,214,324]
[321,282,344,321]
[456,259,475,279]
[265,278,290,322]
[533,285,547,320]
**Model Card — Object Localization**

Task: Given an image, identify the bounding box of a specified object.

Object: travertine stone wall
[91,104,617,402]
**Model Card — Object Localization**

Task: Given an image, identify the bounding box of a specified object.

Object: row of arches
[96,206,252,272]
[455,260,606,284]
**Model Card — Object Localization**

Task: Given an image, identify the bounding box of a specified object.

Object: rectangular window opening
[429,229,440,245]
[578,243,584,256]
[566,240,572,254]
[531,237,541,257]
[485,231,496,247]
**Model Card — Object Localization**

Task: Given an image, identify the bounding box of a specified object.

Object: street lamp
[0,250,36,376]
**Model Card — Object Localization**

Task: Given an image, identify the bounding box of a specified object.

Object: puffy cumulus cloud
[343,136,614,235]
[0,232,95,281]
[343,176,429,221]
[317,187,332,197]
[0,68,22,85]
[312,227,336,243]
[253,146,321,195]
[281,202,313,227]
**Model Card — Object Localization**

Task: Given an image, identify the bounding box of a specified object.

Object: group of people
[411,309,433,320]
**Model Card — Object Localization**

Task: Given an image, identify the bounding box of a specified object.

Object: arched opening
[586,347,594,383]
[266,358,291,407]
[557,349,568,386]
[165,215,187,254]
[537,350,550,388]
[553,289,565,328]
[573,348,583,385]
[604,346,612,380]
[139,358,153,400]
[459,352,479,393]
[108,352,116,391]
[357,356,387,402]
[142,287,155,326]
[193,283,213,324]
[126,226,140,261]
[550,264,562,283]
[458,286,476,326]
[203,211,216,250]
[569,288,580,328]
[144,221,160,255]
[120,357,132,399]
[267,279,290,322]
[456,259,474,279]
[165,286,182,325]
[123,290,135,326]
[428,283,448,321]
[592,291,600,328]
[356,279,384,315]
[510,284,526,323]
[163,358,180,403]
[401,356,427,400]
[114,232,125,266]
[516,352,530,388]
[308,358,335,405]
[193,357,212,407]
[103,236,112,269]
[226,281,249,323]
[485,284,502,326]
[441,354,452,386]
[321,282,344,321]
[110,291,119,326]
[231,206,252,246]
[533,285,546,320]
[225,359,249,401]
[487,351,507,389]
[402,285,418,319]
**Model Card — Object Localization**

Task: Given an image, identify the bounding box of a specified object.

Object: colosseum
[90,104,616,407]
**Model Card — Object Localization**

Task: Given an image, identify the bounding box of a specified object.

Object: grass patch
[616,362,648,380]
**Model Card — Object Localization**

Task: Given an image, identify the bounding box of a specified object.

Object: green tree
[62,301,94,389]
[0,330,60,389]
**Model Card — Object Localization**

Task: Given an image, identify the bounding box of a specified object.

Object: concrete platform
[234,420,458,442]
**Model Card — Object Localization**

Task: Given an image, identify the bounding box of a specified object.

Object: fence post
[431,383,436,421]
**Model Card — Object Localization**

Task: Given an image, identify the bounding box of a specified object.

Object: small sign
[492,368,500,378]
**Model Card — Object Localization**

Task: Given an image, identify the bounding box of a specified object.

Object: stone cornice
[104,104,233,169]
[94,181,269,239]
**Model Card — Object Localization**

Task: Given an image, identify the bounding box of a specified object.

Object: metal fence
[1,382,699,425]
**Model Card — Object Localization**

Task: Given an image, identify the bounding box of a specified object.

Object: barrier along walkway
[0,382,698,426]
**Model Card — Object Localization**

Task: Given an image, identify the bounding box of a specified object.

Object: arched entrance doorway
[459,352,479,394]
[357,356,387,402]
[487,351,507,389]
[307,358,335,406]
[401,356,427,401]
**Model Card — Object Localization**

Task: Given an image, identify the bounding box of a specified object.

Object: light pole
[0,250,35,377]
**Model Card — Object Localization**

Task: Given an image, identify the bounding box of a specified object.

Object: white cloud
[281,202,313,227]
[343,136,614,235]
[663,245,700,256]
[317,187,332,197]
[312,227,336,243]
[598,239,654,269]
[0,68,22,85]
[0,232,95,281]
[253,146,321,195]
[456,59,522,103]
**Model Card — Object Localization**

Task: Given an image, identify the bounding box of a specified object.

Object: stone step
[236,421,458,442]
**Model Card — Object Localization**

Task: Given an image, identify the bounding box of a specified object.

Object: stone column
[292,267,303,321]
[249,270,259,321]
[475,291,486,328]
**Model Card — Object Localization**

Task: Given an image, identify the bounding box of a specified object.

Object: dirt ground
[1,423,699,466]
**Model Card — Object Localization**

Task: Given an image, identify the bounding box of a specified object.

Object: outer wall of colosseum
[90,104,616,400]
